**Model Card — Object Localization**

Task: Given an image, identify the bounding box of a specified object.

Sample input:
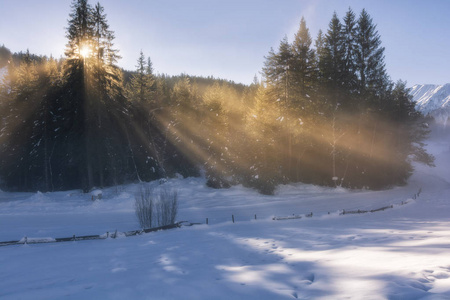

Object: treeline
[245,10,435,192]
[0,1,198,192]
[0,1,433,194]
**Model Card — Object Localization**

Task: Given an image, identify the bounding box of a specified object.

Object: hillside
[411,84,450,126]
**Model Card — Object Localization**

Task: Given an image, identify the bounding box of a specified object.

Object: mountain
[410,84,450,126]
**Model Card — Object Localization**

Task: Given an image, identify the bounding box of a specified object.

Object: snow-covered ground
[1,129,450,299]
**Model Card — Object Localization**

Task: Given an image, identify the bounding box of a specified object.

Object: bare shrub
[135,186,153,229]
[155,188,178,226]
[135,185,178,229]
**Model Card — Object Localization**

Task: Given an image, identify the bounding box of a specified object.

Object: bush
[155,188,178,227]
[135,185,178,229]
[206,176,231,189]
[135,186,154,229]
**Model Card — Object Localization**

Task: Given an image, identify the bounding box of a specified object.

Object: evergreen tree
[322,12,345,96]
[262,36,293,105]
[390,81,434,165]
[245,82,283,194]
[146,57,156,105]
[201,82,231,188]
[128,51,147,103]
[291,17,316,101]
[354,9,389,97]
[65,0,93,60]
[342,8,358,93]
[0,53,64,191]
[127,51,155,105]
[262,37,296,179]
[0,53,39,190]
[314,30,326,83]
[62,0,139,190]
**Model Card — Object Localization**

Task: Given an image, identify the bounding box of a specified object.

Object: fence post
[254,214,257,220]
[232,215,235,223]
[206,218,208,225]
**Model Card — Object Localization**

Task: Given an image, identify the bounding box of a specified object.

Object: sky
[0,0,449,86]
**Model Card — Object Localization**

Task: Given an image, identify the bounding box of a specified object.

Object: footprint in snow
[301,273,315,285]
[434,272,450,279]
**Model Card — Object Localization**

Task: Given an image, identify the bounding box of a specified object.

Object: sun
[79,44,91,58]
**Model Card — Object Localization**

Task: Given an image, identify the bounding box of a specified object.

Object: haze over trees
[0,1,433,194]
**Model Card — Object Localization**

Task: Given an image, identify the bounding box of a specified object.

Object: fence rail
[273,214,302,221]
[0,223,183,247]
[273,189,419,221]
[340,205,394,215]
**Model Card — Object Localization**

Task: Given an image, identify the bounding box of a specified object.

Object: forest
[0,0,434,194]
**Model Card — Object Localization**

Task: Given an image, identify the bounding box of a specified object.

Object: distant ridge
[410,84,450,126]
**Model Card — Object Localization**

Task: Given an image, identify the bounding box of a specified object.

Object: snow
[411,83,450,126]
[1,129,450,299]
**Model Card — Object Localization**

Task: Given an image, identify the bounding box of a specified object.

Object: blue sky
[0,0,449,85]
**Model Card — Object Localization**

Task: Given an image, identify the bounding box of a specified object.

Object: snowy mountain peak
[411,83,450,126]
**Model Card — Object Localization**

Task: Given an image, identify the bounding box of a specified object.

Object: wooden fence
[0,223,184,247]
[273,189,420,221]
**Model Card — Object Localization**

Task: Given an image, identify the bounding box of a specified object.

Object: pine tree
[322,12,345,95]
[245,82,283,194]
[201,83,230,188]
[354,9,389,97]
[315,30,326,83]
[24,58,61,191]
[62,0,133,190]
[146,57,156,105]
[342,8,358,93]
[128,51,147,103]
[262,36,293,105]
[291,17,316,101]
[390,81,434,171]
[127,51,155,105]
[262,37,295,179]
[65,0,93,61]
[0,53,39,190]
